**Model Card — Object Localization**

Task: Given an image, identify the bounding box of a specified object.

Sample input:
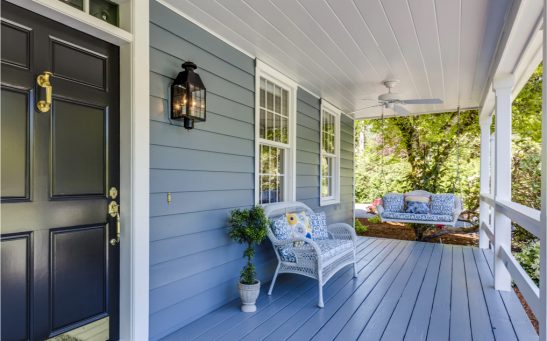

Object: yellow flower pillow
[285,211,312,245]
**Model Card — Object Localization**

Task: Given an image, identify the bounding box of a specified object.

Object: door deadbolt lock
[109,201,121,246]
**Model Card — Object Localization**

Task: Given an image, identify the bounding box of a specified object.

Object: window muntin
[320,102,341,205]
[255,62,296,205]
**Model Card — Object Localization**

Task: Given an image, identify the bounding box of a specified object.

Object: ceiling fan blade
[393,104,410,116]
[350,104,382,114]
[400,98,443,105]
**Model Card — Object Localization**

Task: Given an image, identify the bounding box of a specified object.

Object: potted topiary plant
[228,206,269,312]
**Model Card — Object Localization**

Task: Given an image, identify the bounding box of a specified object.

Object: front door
[1,2,120,340]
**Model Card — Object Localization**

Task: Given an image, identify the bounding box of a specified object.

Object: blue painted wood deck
[162,237,537,341]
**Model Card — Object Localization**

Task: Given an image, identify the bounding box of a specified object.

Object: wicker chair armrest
[327,223,357,243]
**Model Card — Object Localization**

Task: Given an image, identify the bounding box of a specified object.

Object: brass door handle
[108,200,120,246]
[36,71,53,113]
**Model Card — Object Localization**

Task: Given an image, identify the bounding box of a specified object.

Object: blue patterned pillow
[308,212,329,240]
[406,201,430,214]
[431,194,455,215]
[383,194,405,213]
[271,215,291,240]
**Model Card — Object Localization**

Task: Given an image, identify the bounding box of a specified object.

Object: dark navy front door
[1,2,120,340]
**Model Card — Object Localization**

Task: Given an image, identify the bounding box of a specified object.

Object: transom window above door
[255,61,296,205]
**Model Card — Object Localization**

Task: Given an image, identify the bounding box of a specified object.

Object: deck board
[161,237,537,341]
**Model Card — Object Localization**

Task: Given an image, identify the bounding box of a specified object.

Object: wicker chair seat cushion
[431,194,455,215]
[308,212,329,240]
[278,239,353,263]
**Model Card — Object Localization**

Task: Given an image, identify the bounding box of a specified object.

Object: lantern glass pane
[172,84,187,119]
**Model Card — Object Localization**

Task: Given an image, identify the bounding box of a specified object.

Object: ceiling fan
[352,80,443,116]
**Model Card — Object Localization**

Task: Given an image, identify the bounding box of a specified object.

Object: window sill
[320,198,340,207]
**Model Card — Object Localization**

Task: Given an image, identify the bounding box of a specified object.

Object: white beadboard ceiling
[160,0,513,119]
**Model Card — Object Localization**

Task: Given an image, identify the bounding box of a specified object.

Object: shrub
[514,240,540,285]
[228,206,269,285]
[367,215,382,224]
[355,219,368,235]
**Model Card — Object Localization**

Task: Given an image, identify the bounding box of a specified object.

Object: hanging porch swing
[375,107,464,227]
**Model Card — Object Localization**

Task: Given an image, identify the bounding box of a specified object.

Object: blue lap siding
[149,2,354,339]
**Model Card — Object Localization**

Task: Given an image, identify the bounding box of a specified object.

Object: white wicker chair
[263,201,357,308]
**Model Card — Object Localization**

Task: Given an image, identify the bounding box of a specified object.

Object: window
[255,61,297,204]
[320,100,341,206]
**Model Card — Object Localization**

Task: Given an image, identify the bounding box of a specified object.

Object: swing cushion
[381,211,453,222]
[383,194,405,212]
[431,194,456,216]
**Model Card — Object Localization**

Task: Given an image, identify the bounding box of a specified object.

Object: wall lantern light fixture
[170,61,206,129]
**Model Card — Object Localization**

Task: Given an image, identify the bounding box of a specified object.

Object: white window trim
[255,60,297,205]
[320,99,341,206]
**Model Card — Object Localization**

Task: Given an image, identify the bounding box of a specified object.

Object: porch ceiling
[159,0,512,119]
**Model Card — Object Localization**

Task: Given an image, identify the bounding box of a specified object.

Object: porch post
[539,3,547,338]
[479,115,492,249]
[492,74,513,292]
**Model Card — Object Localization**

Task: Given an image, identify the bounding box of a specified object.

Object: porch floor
[163,237,537,340]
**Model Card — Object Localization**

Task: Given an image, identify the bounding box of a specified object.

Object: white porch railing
[478,51,546,337]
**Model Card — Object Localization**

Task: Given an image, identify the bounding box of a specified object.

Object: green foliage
[355,64,542,237]
[355,219,368,235]
[514,241,540,285]
[367,215,382,224]
[228,206,269,285]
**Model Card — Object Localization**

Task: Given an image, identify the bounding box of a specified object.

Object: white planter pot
[238,280,260,312]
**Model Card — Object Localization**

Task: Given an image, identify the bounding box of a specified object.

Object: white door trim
[3,1,150,340]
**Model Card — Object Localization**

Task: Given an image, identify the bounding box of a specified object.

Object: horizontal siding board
[297,138,319,154]
[150,23,254,91]
[296,187,319,201]
[150,208,247,241]
[296,150,319,165]
[150,145,253,172]
[150,121,254,156]
[297,163,319,176]
[150,169,253,193]
[150,189,253,217]
[150,250,274,314]
[149,259,277,340]
[150,48,254,107]
[150,1,254,74]
[296,175,319,187]
[297,87,320,109]
[297,112,320,130]
[297,101,320,120]
[150,96,254,140]
[150,72,254,119]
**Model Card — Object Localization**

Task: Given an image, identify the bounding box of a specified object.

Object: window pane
[282,89,288,116]
[260,109,266,139]
[321,177,330,197]
[260,78,266,108]
[280,116,288,144]
[265,111,273,140]
[274,85,281,113]
[267,81,274,111]
[273,114,281,142]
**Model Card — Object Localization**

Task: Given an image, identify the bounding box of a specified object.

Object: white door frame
[3,1,150,340]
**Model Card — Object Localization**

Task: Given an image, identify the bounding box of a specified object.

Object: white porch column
[493,74,513,292]
[539,3,547,338]
[479,115,493,249]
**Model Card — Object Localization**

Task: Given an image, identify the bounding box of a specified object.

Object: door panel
[1,86,31,200]
[1,19,31,70]
[1,1,120,340]
[51,225,107,330]
[52,99,106,197]
[1,233,32,341]
[51,37,107,90]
